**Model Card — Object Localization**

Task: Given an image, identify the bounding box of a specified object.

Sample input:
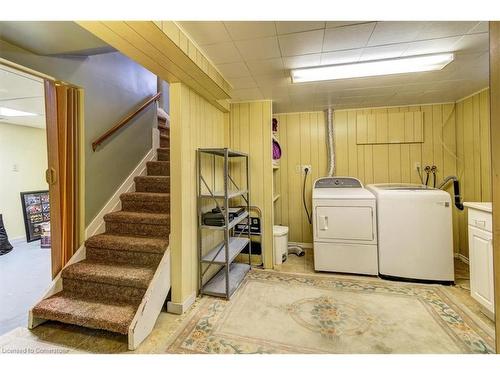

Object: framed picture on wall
[20,190,50,242]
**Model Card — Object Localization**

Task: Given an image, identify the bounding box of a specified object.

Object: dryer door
[315,206,374,241]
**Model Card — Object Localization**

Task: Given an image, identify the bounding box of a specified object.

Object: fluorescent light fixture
[0,107,37,117]
[291,53,454,83]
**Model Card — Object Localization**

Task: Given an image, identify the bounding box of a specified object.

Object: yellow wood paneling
[456,89,491,258]
[229,101,274,269]
[275,104,470,249]
[357,111,423,145]
[170,83,228,305]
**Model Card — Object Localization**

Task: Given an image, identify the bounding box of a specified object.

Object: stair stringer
[128,244,171,350]
[28,127,160,331]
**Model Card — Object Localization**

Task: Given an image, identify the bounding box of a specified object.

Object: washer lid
[367,183,436,192]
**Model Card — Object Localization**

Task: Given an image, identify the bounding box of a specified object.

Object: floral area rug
[166,270,494,354]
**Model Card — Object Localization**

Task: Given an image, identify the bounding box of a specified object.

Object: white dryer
[366,184,454,284]
[312,177,378,275]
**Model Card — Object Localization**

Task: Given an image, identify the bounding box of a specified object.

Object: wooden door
[44,80,63,278]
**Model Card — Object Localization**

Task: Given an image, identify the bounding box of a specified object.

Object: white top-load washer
[313,177,378,275]
[366,184,454,284]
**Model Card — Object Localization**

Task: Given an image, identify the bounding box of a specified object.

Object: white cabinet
[464,202,495,318]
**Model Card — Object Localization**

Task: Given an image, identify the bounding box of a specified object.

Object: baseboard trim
[167,292,196,315]
[454,253,469,264]
[85,133,157,239]
[289,241,313,249]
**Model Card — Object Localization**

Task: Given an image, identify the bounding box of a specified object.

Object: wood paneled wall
[170,82,228,306]
[274,112,326,244]
[229,101,274,268]
[488,21,500,352]
[274,104,462,248]
[456,89,491,258]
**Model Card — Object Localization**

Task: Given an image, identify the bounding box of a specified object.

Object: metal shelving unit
[197,148,251,300]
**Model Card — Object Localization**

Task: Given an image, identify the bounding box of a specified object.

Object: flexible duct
[325,108,335,176]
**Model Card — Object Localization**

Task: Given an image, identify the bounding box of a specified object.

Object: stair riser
[160,137,170,148]
[63,278,146,304]
[159,127,169,137]
[105,221,170,238]
[121,199,170,214]
[134,178,170,193]
[86,247,162,268]
[157,151,169,161]
[147,162,170,176]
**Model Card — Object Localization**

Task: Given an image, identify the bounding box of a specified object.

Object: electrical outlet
[414,162,421,171]
[302,165,312,174]
[12,164,19,172]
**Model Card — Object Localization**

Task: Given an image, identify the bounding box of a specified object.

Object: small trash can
[273,225,289,265]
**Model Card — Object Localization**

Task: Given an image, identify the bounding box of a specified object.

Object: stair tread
[104,211,170,225]
[121,192,170,201]
[63,259,154,289]
[146,160,169,165]
[134,175,169,181]
[157,148,169,152]
[85,233,169,254]
[32,291,137,335]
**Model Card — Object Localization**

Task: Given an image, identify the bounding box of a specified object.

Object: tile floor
[0,249,495,354]
[0,239,51,336]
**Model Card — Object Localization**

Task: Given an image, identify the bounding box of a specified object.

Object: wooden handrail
[92,92,162,151]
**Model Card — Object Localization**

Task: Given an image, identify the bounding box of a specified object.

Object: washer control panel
[314,177,363,188]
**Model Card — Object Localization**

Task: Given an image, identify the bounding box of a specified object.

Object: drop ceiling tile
[230,87,263,100]
[402,36,461,56]
[288,83,317,96]
[367,21,427,47]
[201,42,242,64]
[224,21,276,40]
[235,36,281,61]
[246,58,285,76]
[359,43,408,61]
[283,53,322,69]
[323,22,376,52]
[253,75,291,88]
[453,33,489,54]
[178,21,231,45]
[468,21,488,34]
[416,21,480,40]
[275,21,326,35]
[216,62,251,78]
[278,29,325,57]
[320,48,362,65]
[230,76,258,89]
[259,86,289,97]
[326,21,368,29]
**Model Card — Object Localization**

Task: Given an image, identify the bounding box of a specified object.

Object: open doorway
[0,63,51,335]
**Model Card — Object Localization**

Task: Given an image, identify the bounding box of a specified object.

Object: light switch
[12,164,19,172]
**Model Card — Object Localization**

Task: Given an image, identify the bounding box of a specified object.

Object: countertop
[463,202,492,213]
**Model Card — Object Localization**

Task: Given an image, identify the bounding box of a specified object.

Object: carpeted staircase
[31,114,171,337]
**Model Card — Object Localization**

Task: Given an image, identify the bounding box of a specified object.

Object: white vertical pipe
[325,108,335,177]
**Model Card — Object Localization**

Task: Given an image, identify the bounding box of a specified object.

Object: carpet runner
[31,114,170,336]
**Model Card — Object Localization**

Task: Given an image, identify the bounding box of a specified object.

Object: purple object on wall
[272,118,278,132]
[272,138,281,160]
